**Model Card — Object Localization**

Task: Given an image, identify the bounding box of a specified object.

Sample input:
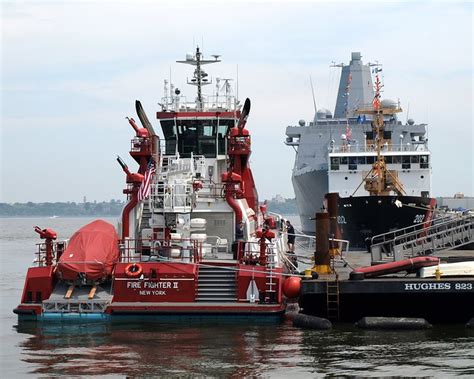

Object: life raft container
[125,263,143,278]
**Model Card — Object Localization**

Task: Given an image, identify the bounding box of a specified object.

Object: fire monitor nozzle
[34,226,57,240]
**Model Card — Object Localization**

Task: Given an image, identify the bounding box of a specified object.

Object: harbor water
[1,217,473,377]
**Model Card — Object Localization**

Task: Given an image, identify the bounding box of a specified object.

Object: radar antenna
[177,47,221,111]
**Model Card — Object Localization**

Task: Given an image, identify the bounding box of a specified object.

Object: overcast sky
[1,1,472,203]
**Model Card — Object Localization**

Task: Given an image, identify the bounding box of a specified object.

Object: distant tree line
[266,198,298,215]
[0,200,125,217]
[0,198,298,217]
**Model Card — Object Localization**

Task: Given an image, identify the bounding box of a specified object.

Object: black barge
[299,251,474,323]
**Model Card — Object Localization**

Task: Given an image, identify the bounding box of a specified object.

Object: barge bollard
[314,212,331,274]
[355,317,432,330]
[293,313,332,330]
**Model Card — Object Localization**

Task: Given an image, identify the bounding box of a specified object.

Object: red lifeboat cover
[58,220,119,281]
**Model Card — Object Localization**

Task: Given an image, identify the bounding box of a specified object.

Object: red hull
[15,262,285,319]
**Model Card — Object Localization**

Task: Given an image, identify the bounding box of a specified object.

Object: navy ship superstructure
[285,52,432,238]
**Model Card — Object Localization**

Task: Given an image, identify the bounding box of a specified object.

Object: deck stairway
[370,213,474,263]
[196,266,237,302]
[136,200,153,254]
[140,201,152,230]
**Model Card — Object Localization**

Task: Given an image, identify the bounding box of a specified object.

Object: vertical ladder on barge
[326,275,340,321]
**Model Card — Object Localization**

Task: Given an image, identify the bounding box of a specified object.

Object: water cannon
[256,226,275,266]
[255,228,275,240]
[135,100,157,137]
[221,171,242,183]
[34,226,57,240]
[116,156,144,184]
[237,98,251,130]
[230,126,249,137]
[126,117,149,138]
[34,226,57,266]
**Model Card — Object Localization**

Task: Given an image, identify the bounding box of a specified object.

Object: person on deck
[286,220,295,253]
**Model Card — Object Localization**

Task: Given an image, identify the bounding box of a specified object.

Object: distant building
[272,194,286,204]
[437,195,474,210]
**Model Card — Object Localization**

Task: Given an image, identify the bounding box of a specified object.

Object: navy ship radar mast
[332,52,381,119]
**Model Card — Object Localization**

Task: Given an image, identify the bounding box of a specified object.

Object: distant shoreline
[0,198,299,217]
[0,201,124,217]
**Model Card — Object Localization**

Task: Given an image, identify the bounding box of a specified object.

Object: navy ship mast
[353,73,405,196]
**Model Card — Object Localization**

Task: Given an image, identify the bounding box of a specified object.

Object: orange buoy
[282,276,301,298]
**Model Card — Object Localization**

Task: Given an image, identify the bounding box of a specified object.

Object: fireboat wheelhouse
[15,48,296,322]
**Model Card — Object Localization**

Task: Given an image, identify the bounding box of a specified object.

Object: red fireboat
[14,48,299,322]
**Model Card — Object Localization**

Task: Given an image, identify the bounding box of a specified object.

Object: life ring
[125,263,143,278]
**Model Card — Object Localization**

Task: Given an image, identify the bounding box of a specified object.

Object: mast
[177,47,221,111]
[354,72,405,196]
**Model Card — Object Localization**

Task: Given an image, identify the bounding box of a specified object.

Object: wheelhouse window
[161,121,177,155]
[217,120,233,155]
[420,155,429,168]
[402,155,411,169]
[348,157,357,170]
[383,131,392,140]
[160,118,234,157]
[392,155,401,164]
[330,157,340,171]
[357,156,366,165]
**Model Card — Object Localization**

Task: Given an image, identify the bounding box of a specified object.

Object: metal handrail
[370,214,455,247]
[329,144,429,154]
[392,214,473,246]
[120,238,203,263]
[398,219,474,257]
[160,94,239,112]
[371,213,473,261]
[34,240,68,267]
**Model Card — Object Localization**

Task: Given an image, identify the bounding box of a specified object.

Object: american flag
[137,160,156,201]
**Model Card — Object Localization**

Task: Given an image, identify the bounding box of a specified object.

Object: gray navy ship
[285,52,435,247]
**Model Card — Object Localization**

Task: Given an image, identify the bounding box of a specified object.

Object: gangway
[370,213,474,263]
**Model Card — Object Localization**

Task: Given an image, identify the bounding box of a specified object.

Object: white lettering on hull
[139,290,167,296]
[126,280,179,293]
[404,282,473,291]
